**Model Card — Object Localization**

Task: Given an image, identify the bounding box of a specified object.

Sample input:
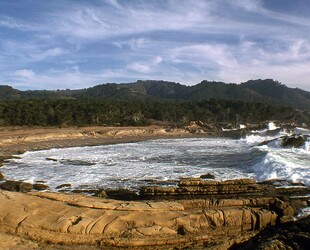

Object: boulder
[56,183,72,189]
[0,180,33,192]
[270,198,295,218]
[200,173,215,179]
[0,172,4,180]
[105,188,139,200]
[32,183,49,191]
[95,190,107,198]
[281,134,307,148]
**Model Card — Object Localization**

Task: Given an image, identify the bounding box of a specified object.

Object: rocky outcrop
[0,180,49,192]
[281,134,309,148]
[0,190,278,248]
[200,173,215,179]
[0,178,308,249]
[140,178,290,199]
[232,215,310,250]
[0,180,33,192]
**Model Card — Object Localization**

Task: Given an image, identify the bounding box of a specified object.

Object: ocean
[2,123,310,192]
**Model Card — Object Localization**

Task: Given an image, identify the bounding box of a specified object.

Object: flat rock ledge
[0,179,309,249]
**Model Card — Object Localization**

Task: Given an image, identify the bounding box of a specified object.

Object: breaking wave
[1,122,310,190]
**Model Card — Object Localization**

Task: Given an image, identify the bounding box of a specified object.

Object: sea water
[1,124,310,191]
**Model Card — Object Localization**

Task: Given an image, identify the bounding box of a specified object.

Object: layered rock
[0,190,278,248]
[0,178,309,248]
[140,178,309,200]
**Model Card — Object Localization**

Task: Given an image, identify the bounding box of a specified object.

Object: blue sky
[0,0,310,90]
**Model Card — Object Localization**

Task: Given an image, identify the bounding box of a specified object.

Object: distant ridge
[1,79,310,109]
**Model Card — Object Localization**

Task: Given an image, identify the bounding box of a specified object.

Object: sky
[0,0,310,91]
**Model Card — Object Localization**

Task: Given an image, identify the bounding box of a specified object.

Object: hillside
[1,79,310,109]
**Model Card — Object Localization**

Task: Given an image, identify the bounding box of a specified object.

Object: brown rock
[105,188,139,200]
[95,190,107,198]
[0,172,4,180]
[56,183,72,189]
[0,190,282,248]
[32,183,49,191]
[0,180,33,192]
[141,178,272,198]
[200,173,215,179]
[270,198,295,218]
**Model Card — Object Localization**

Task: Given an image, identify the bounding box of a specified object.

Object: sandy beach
[0,125,199,157]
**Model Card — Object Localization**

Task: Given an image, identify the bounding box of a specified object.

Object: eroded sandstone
[0,190,281,248]
[1,178,308,249]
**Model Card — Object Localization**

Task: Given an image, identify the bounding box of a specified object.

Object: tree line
[0,99,303,127]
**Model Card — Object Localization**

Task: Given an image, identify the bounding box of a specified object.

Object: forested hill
[1,79,310,109]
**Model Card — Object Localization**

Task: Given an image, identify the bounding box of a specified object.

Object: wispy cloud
[0,0,310,90]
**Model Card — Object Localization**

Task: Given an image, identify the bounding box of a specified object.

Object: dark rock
[231,216,310,250]
[0,155,10,167]
[281,134,307,148]
[35,180,47,183]
[270,198,295,218]
[95,190,107,198]
[0,172,4,180]
[200,173,215,179]
[46,157,58,162]
[56,183,71,189]
[33,183,49,191]
[71,189,98,195]
[0,180,33,192]
[105,188,139,200]
[59,159,96,166]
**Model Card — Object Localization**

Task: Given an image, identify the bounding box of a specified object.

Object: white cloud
[0,16,27,29]
[1,0,310,91]
[105,0,123,10]
[230,0,263,11]
[128,63,151,73]
[15,69,35,79]
[113,38,147,50]
[169,44,238,69]
[127,56,163,73]
[32,47,65,61]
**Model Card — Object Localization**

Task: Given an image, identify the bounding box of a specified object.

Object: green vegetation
[1,79,310,109]
[0,99,302,127]
[1,79,309,127]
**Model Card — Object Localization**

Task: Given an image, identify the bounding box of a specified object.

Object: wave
[250,147,310,185]
[239,124,310,185]
[1,123,309,191]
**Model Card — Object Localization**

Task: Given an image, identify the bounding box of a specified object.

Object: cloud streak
[0,0,309,90]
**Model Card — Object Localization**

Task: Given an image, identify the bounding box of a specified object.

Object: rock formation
[0,178,308,249]
[232,216,310,250]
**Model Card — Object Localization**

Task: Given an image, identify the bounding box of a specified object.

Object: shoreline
[0,125,209,195]
[0,125,309,249]
[0,125,206,158]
